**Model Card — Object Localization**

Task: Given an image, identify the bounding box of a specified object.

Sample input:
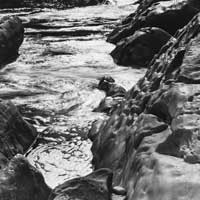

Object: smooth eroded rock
[0,154,51,200]
[111,27,172,67]
[107,0,200,44]
[0,100,37,161]
[0,16,24,66]
[90,9,200,200]
[49,168,121,200]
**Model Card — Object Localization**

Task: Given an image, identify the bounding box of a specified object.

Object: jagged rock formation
[0,0,105,9]
[90,9,200,200]
[108,0,200,67]
[0,16,24,66]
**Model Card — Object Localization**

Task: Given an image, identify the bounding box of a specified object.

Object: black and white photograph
[0,0,199,199]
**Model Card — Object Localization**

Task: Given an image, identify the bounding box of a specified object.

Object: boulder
[0,16,24,66]
[98,76,126,97]
[111,27,172,67]
[0,154,51,200]
[95,76,126,114]
[0,100,37,162]
[48,168,126,200]
[107,0,200,44]
[90,11,200,200]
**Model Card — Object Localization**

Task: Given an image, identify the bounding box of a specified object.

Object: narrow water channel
[0,1,145,188]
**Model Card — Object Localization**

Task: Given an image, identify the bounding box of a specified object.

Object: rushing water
[0,1,145,188]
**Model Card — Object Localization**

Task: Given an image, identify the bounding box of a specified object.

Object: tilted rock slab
[90,11,200,200]
[0,16,24,66]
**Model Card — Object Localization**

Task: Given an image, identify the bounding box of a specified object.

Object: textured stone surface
[0,16,24,66]
[48,168,126,200]
[107,0,200,44]
[95,76,126,114]
[0,154,51,200]
[111,27,172,67]
[0,100,37,162]
[90,10,200,200]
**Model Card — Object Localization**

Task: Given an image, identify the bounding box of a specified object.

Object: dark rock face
[0,100,37,161]
[98,76,126,97]
[107,0,200,44]
[90,11,200,200]
[0,101,51,199]
[49,168,115,200]
[111,27,173,67]
[0,0,105,9]
[95,76,126,114]
[0,154,51,200]
[0,16,24,66]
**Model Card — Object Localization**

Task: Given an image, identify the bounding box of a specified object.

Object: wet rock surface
[90,6,200,200]
[0,154,51,200]
[108,0,200,44]
[0,100,37,161]
[107,0,200,69]
[49,168,113,200]
[110,27,173,67]
[95,76,126,114]
[0,16,24,66]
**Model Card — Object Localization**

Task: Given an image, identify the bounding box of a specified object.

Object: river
[0,0,145,188]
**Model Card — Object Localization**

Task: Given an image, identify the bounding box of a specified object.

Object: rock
[98,76,126,97]
[0,16,24,66]
[0,154,51,200]
[0,0,105,9]
[90,10,200,200]
[96,76,126,114]
[48,168,125,200]
[111,27,173,67]
[94,96,124,114]
[107,0,200,44]
[0,100,37,161]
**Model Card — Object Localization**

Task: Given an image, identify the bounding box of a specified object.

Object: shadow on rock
[49,168,126,200]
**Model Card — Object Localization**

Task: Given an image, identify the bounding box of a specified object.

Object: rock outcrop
[94,76,126,114]
[0,154,51,200]
[0,100,37,161]
[0,0,105,9]
[108,0,200,68]
[0,100,52,199]
[49,168,126,200]
[108,0,200,44]
[90,9,200,200]
[111,27,172,67]
[0,16,24,66]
